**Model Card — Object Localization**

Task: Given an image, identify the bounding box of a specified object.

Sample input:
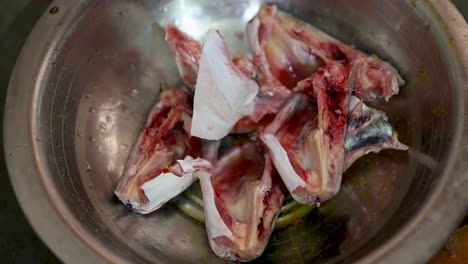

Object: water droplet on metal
[51,62,57,68]
[98,146,104,153]
[85,92,92,99]
[99,122,107,131]
[76,131,83,137]
[131,89,139,97]
[85,161,91,172]
[88,107,96,113]
[120,144,129,150]
[34,137,43,142]
[87,136,96,142]
[49,6,59,14]
[120,11,127,16]
[106,116,112,122]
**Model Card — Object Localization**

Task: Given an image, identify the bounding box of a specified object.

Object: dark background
[0,1,467,263]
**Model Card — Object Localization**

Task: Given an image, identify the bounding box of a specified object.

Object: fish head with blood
[198,142,285,261]
[247,4,405,102]
[114,88,204,214]
[261,63,352,205]
[247,4,324,90]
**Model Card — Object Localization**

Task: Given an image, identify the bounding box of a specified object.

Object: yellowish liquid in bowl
[429,225,468,264]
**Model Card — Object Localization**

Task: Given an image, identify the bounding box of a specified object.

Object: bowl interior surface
[31,0,459,263]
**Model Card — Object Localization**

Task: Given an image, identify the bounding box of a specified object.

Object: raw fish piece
[247,4,405,101]
[247,4,323,90]
[191,29,259,140]
[260,92,408,205]
[165,24,259,88]
[261,64,352,204]
[297,73,408,169]
[165,24,202,88]
[198,142,285,261]
[344,96,409,170]
[165,25,288,134]
[260,93,319,204]
[114,88,206,214]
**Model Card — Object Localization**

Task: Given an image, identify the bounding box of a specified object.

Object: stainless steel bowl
[4,0,468,263]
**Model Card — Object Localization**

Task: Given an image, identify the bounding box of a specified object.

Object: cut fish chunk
[191,29,259,140]
[261,64,352,204]
[198,142,285,262]
[165,24,202,88]
[344,96,409,170]
[260,93,319,204]
[247,4,324,90]
[165,24,259,88]
[114,88,205,214]
[165,25,287,134]
[247,4,405,101]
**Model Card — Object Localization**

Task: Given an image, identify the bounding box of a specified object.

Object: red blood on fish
[319,42,348,63]
[165,24,202,87]
[247,4,405,102]
[114,88,204,214]
[260,63,352,204]
[198,143,285,261]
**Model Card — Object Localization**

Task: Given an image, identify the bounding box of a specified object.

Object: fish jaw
[198,143,285,261]
[261,64,352,204]
[114,88,203,214]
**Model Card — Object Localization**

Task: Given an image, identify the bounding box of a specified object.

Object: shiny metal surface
[4,0,468,263]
